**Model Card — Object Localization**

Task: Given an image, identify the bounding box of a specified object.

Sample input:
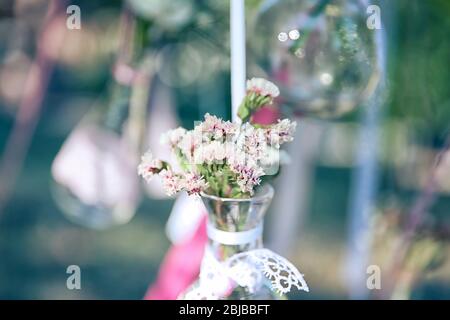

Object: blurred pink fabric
[251,106,280,125]
[144,107,279,300]
[144,214,207,299]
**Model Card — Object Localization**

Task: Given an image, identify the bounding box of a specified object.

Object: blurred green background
[0,0,449,299]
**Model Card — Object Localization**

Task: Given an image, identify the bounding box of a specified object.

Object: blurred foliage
[389,0,450,146]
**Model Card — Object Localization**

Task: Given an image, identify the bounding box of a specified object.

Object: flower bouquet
[139,78,308,299]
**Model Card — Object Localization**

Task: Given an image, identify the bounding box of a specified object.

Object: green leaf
[238,102,250,122]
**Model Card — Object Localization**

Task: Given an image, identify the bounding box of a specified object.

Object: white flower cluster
[238,78,280,122]
[138,78,297,198]
[138,151,207,196]
[138,113,296,197]
[246,78,280,97]
[161,127,186,148]
[137,151,164,181]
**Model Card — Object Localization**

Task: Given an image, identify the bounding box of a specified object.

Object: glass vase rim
[200,184,274,203]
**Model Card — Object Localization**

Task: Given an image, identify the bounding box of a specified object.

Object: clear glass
[251,0,380,118]
[50,11,150,229]
[50,79,143,229]
[181,184,283,300]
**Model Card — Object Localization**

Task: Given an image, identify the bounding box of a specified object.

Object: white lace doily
[183,247,309,299]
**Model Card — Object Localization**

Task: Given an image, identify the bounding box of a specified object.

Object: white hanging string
[230,0,246,122]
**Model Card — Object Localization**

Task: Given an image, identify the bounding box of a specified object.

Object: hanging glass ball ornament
[50,10,151,229]
[250,0,381,118]
[50,65,150,229]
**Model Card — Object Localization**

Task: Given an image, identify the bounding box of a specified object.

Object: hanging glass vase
[250,0,381,118]
[50,9,151,229]
[180,185,309,300]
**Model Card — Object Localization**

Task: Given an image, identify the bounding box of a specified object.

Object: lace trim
[183,247,309,299]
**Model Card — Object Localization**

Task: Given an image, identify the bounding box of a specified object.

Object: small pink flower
[198,113,223,135]
[231,161,264,195]
[179,131,202,162]
[265,119,297,148]
[222,121,238,139]
[161,127,187,148]
[137,151,163,182]
[196,114,238,142]
[183,172,208,196]
[238,124,267,158]
[160,169,184,196]
[246,78,280,97]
